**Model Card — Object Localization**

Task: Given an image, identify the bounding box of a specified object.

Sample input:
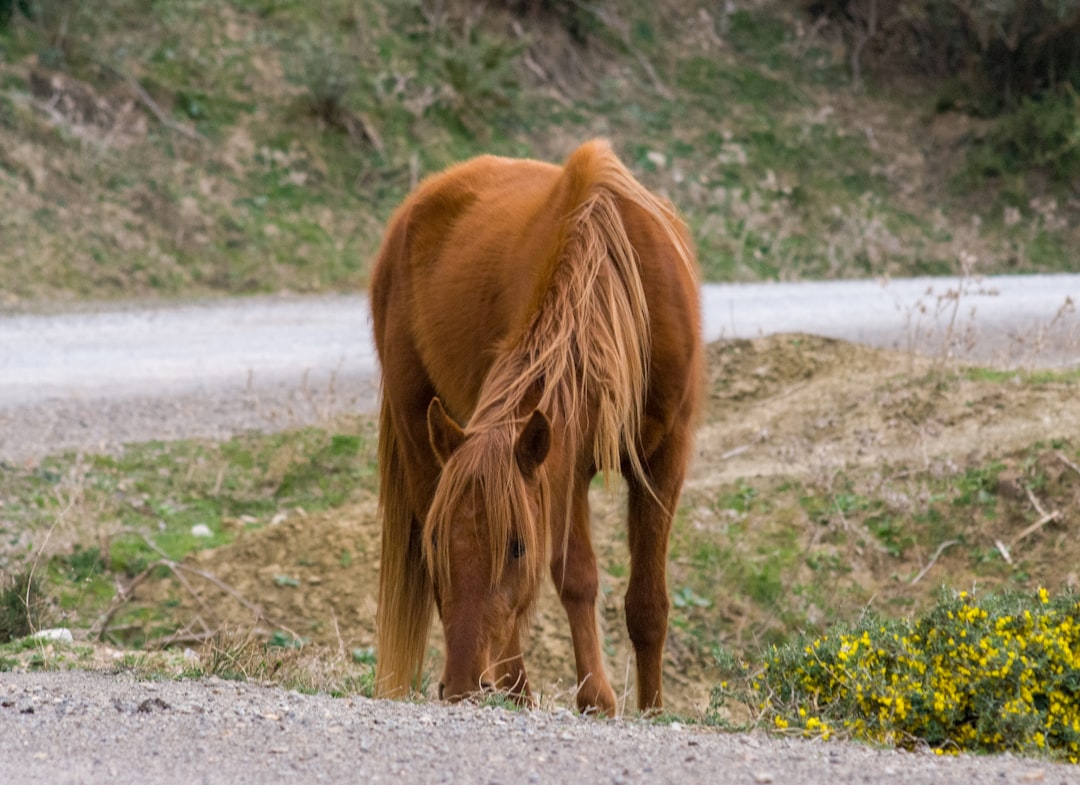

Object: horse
[369,139,702,715]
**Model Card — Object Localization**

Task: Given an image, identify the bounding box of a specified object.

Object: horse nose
[438,681,495,702]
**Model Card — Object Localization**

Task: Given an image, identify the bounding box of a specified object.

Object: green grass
[0,416,378,642]
[964,367,1080,385]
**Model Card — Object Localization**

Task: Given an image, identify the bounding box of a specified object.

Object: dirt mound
[171,497,382,650]
[696,333,1080,489]
[137,335,1080,716]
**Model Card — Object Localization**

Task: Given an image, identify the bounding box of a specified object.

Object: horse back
[372,155,568,420]
[370,141,699,430]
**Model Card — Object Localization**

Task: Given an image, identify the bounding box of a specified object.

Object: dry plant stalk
[1010,485,1061,546]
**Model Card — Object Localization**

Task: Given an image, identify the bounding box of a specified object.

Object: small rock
[191,524,213,538]
[31,628,73,643]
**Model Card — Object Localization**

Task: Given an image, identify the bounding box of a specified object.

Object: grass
[0,1,1077,303]
[0,626,379,698]
[665,437,1080,660]
[0,415,378,645]
[1,407,1078,758]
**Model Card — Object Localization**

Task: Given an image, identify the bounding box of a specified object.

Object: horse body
[371,140,702,714]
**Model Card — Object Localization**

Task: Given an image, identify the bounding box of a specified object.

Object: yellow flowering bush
[738,589,1080,761]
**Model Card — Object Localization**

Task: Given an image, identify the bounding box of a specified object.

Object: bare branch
[910,539,960,585]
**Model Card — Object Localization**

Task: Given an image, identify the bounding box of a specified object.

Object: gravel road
[3,276,1080,783]
[1,274,1078,462]
[3,670,1076,785]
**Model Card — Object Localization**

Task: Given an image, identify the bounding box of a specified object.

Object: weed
[672,585,712,610]
[0,570,49,642]
[953,463,1003,511]
[478,691,525,711]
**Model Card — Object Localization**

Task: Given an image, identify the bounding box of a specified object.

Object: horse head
[423,397,550,703]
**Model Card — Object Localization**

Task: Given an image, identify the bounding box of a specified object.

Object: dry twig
[910,539,960,585]
[1056,450,1080,477]
[102,64,203,142]
[994,539,1013,565]
[90,530,299,645]
[1011,485,1061,546]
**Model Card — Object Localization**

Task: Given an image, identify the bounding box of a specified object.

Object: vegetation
[2,414,1078,750]
[0,0,1077,302]
[720,588,1080,761]
[0,417,378,646]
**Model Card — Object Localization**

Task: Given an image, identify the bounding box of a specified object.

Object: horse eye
[509,539,526,560]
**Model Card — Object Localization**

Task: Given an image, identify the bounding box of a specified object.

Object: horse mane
[423,425,550,600]
[424,139,693,594]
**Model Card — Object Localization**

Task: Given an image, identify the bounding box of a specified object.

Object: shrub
[289,34,360,132]
[0,0,31,28]
[965,86,1080,183]
[732,588,1080,760]
[800,1,1080,111]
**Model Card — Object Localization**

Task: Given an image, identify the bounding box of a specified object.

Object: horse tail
[553,139,694,490]
[374,396,434,698]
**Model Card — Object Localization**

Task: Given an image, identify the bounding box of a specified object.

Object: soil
[132,334,1080,717]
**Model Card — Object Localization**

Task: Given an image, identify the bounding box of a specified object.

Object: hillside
[1,0,1076,304]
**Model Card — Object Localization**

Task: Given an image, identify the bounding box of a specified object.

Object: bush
[800,0,1080,111]
[0,0,32,28]
[965,86,1080,183]
[733,588,1080,760]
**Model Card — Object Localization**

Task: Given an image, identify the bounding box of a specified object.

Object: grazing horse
[370,139,701,715]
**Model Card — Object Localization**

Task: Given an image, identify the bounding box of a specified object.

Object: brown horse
[370,139,702,715]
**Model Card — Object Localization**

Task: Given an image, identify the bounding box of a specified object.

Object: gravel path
[2,670,1075,785]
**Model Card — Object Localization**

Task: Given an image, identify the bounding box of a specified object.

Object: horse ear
[428,397,466,466]
[515,409,551,477]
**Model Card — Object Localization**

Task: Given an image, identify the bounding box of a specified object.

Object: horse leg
[625,421,692,713]
[552,477,617,716]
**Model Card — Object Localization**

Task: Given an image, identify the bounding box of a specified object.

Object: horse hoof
[576,685,617,717]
